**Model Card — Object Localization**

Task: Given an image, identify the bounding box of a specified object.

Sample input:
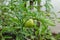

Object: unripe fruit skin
[46,13,50,16]
[25,19,34,27]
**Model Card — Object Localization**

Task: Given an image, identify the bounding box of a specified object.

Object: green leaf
[40,17,55,26]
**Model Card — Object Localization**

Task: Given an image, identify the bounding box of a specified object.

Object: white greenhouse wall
[49,0,60,33]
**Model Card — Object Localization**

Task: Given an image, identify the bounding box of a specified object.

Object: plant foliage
[0,0,57,40]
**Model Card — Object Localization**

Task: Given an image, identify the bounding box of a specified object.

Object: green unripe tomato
[46,13,50,16]
[25,19,34,27]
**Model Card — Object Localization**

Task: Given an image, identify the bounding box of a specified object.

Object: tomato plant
[0,0,58,40]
